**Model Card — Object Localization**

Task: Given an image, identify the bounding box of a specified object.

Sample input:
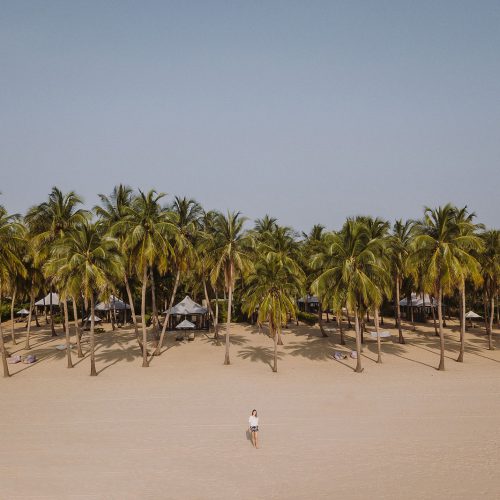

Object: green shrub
[297,311,317,325]
[0,303,10,322]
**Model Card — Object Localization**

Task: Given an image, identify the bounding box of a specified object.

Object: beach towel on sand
[333,351,347,360]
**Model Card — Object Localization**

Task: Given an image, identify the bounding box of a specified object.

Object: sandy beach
[1,319,499,500]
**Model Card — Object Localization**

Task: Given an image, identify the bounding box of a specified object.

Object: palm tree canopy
[25,187,89,248]
[113,189,174,276]
[0,206,26,284]
[44,222,124,301]
[210,211,254,290]
[311,218,388,311]
[412,204,483,295]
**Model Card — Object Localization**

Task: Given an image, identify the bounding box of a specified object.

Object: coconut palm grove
[0,185,498,377]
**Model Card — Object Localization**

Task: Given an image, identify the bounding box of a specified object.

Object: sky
[1,0,499,231]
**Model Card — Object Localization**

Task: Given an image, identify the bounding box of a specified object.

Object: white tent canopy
[95,295,130,311]
[369,331,392,339]
[399,293,435,307]
[298,295,319,304]
[16,308,30,316]
[35,292,61,306]
[83,314,102,323]
[166,296,207,315]
[465,310,482,319]
[176,319,195,329]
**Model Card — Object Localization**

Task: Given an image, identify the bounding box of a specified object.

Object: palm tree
[210,211,253,365]
[452,207,483,362]
[253,215,278,235]
[25,187,89,336]
[312,219,385,373]
[22,243,44,350]
[115,190,173,366]
[0,206,26,377]
[45,222,124,375]
[95,185,144,349]
[361,216,391,363]
[155,196,201,355]
[480,230,499,350]
[257,224,302,343]
[390,220,414,344]
[193,210,219,340]
[243,255,302,372]
[412,204,480,370]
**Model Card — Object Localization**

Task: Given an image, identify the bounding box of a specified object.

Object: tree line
[0,186,498,377]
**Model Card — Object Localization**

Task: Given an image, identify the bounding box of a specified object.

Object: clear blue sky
[1,0,499,230]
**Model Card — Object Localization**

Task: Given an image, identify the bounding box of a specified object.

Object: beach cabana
[35,292,61,307]
[164,295,209,330]
[297,295,320,313]
[16,308,30,316]
[465,310,481,327]
[176,319,195,329]
[398,293,437,322]
[95,295,130,311]
[175,319,196,341]
[95,295,131,324]
[83,314,102,323]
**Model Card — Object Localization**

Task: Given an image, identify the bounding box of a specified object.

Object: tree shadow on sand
[237,345,283,371]
[362,337,435,369]
[202,334,249,347]
[94,332,142,374]
[284,337,337,362]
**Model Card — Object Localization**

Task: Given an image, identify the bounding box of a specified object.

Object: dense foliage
[0,187,498,376]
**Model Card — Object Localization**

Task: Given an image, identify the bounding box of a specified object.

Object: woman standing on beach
[249,409,259,448]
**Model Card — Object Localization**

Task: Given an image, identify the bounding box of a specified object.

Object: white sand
[1,319,499,500]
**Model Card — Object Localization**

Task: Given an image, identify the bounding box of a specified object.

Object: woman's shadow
[245,429,253,447]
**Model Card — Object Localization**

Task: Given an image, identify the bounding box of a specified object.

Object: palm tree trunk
[155,268,180,355]
[90,294,97,376]
[25,284,35,350]
[50,291,56,336]
[374,308,381,363]
[318,301,328,338]
[354,306,363,373]
[437,285,445,371]
[34,304,40,327]
[0,288,10,377]
[224,278,233,366]
[431,297,438,336]
[124,275,142,350]
[150,270,160,340]
[395,274,405,344]
[337,309,345,345]
[457,283,466,362]
[214,288,220,340]
[496,293,499,326]
[488,292,495,350]
[72,297,84,358]
[141,265,149,367]
[273,324,278,373]
[421,293,426,324]
[277,326,284,345]
[10,285,17,344]
[410,300,415,330]
[202,275,216,336]
[63,299,73,368]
